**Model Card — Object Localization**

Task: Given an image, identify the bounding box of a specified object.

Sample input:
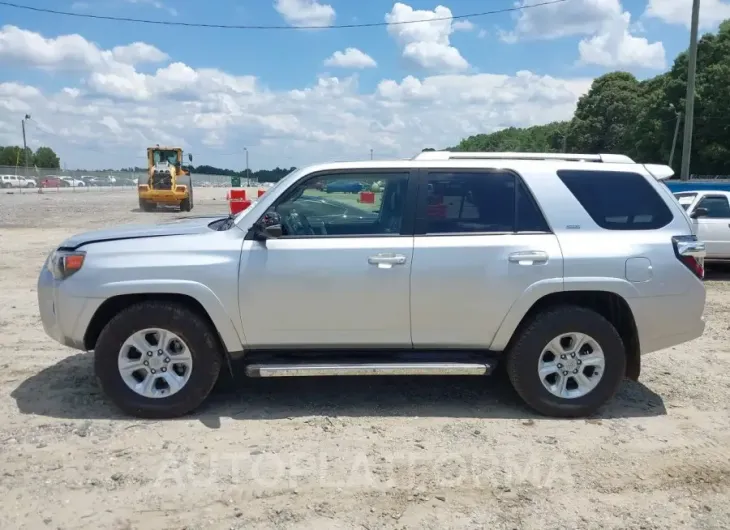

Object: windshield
[153,150,179,166]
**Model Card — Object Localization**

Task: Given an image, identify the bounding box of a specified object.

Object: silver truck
[37,152,707,419]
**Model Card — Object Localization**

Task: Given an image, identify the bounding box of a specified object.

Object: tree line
[0,146,60,169]
[448,20,730,176]
[114,164,296,183]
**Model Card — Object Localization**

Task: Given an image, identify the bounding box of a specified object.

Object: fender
[488,277,641,351]
[94,279,246,353]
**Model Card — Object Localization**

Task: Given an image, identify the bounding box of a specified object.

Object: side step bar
[245,362,494,378]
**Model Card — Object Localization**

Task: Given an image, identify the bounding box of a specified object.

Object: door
[238,170,417,349]
[410,169,563,349]
[693,194,730,258]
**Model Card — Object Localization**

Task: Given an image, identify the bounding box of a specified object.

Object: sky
[1,0,729,171]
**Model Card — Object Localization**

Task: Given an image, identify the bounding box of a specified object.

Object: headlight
[47,250,86,280]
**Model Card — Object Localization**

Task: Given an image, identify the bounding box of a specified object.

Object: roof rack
[412,151,635,164]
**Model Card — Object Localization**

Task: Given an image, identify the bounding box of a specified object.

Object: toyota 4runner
[37,152,707,419]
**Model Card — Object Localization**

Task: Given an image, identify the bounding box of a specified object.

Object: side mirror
[252,212,283,240]
[690,207,708,219]
[188,153,193,162]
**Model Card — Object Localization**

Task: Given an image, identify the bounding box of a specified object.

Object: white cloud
[644,0,730,29]
[112,42,169,64]
[0,25,168,72]
[504,0,621,40]
[0,26,595,170]
[274,0,336,27]
[124,0,178,17]
[324,48,377,69]
[502,0,665,69]
[385,2,469,72]
[578,12,666,68]
[452,20,475,31]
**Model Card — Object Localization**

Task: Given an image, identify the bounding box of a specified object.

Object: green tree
[567,72,643,155]
[0,145,34,167]
[447,19,730,175]
[452,122,569,153]
[33,146,61,169]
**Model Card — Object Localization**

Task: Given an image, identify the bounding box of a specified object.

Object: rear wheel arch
[502,290,641,381]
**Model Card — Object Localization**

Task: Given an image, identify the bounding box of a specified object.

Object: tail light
[138,184,149,191]
[672,235,706,280]
[176,185,187,193]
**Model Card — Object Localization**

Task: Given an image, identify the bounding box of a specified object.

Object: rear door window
[557,170,673,230]
[417,171,550,234]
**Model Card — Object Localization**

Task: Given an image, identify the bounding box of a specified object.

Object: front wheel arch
[84,293,233,374]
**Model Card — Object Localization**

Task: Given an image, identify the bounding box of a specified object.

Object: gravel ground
[0,187,729,530]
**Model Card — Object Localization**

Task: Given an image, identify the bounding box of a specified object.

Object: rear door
[693,194,730,258]
[409,168,563,349]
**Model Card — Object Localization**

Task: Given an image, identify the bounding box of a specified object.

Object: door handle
[508,251,548,264]
[368,253,407,268]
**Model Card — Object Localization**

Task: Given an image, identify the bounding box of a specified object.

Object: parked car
[1,175,21,188]
[61,177,85,187]
[40,176,67,188]
[325,179,365,193]
[674,190,730,260]
[38,152,706,419]
[19,176,36,188]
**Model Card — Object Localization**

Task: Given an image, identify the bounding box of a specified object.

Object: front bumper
[37,266,103,351]
[138,190,188,204]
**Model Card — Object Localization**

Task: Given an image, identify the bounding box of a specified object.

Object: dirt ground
[0,187,729,530]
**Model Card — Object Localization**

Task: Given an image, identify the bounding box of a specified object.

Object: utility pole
[370,149,373,160]
[21,114,31,178]
[669,106,682,168]
[680,0,701,181]
[244,147,249,185]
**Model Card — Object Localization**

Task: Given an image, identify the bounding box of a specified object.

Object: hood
[58,215,226,250]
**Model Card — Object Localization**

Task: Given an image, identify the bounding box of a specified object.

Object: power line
[0,0,569,30]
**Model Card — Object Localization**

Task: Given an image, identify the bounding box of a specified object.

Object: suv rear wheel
[506,306,626,418]
[94,301,222,418]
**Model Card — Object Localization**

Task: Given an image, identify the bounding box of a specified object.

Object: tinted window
[270,172,409,237]
[517,179,551,232]
[420,171,549,234]
[557,170,673,230]
[697,195,730,218]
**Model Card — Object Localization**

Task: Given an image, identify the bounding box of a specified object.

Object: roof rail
[412,151,635,164]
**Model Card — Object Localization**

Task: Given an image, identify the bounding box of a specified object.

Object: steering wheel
[282,209,315,236]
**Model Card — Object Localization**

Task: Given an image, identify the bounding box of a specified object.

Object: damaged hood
[58,215,226,250]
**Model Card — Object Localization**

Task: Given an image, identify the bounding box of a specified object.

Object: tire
[139,199,155,212]
[180,198,191,212]
[506,305,626,418]
[94,301,223,419]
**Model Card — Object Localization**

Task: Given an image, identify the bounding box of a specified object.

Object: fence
[0,166,256,190]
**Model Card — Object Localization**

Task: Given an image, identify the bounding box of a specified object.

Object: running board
[245,362,494,378]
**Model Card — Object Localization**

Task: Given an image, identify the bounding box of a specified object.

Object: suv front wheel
[506,306,626,418]
[94,301,222,418]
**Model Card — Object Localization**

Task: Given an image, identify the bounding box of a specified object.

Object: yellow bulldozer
[137,146,194,212]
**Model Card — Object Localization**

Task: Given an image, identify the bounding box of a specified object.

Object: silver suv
[37,152,707,419]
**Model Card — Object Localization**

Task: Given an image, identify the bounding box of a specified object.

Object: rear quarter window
[557,170,673,230]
